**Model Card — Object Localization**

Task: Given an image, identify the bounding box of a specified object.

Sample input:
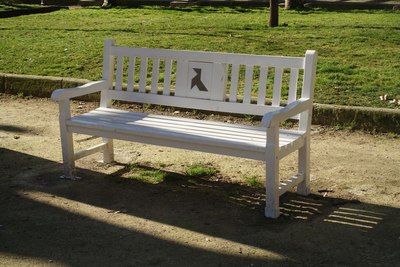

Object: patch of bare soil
[0,95,399,266]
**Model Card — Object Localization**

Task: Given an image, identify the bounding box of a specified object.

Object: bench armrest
[261,98,312,128]
[51,80,108,101]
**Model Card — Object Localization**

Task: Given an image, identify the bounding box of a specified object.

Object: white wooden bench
[51,39,317,218]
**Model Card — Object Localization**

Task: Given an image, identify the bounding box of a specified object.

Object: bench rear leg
[102,138,114,163]
[297,137,311,195]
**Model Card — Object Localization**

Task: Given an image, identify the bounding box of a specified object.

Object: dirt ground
[0,94,399,267]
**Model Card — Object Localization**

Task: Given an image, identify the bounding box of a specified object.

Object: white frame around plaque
[175,61,227,100]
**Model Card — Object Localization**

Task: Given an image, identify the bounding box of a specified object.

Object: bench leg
[297,137,311,196]
[265,127,281,218]
[265,124,281,219]
[60,130,76,179]
[102,138,114,163]
[57,100,78,179]
[265,155,280,218]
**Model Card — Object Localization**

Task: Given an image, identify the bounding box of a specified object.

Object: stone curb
[0,73,99,101]
[312,103,400,133]
[1,73,399,133]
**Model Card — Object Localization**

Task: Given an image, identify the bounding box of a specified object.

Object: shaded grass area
[185,164,217,178]
[123,160,275,191]
[0,3,41,11]
[0,6,399,107]
[125,162,218,184]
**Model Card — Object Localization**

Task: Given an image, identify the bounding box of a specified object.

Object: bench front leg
[58,100,76,179]
[265,126,280,218]
[60,130,76,179]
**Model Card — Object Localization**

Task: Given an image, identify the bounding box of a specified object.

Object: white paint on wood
[278,174,304,196]
[163,59,172,95]
[229,64,239,103]
[101,39,115,108]
[127,56,135,92]
[210,63,228,101]
[110,46,305,69]
[272,67,283,107]
[288,68,299,104]
[257,66,268,105]
[243,65,254,104]
[58,100,76,179]
[52,39,317,218]
[139,57,148,93]
[74,142,108,160]
[115,56,124,91]
[107,90,282,116]
[175,60,189,97]
[151,59,160,94]
[297,136,310,195]
[299,51,317,132]
[265,125,280,218]
[67,108,305,161]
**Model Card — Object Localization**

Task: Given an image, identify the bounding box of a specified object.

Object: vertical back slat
[288,68,299,104]
[257,66,268,105]
[272,67,283,106]
[174,60,188,97]
[139,57,148,93]
[115,56,124,91]
[163,59,172,95]
[229,64,240,102]
[151,59,160,94]
[127,56,135,92]
[243,65,254,104]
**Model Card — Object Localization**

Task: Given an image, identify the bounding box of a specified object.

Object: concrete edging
[0,73,93,99]
[1,72,399,133]
[313,103,400,133]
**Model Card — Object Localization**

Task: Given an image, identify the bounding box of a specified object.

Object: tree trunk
[269,0,279,27]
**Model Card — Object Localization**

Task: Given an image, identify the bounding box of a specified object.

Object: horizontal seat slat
[69,118,265,154]
[81,108,304,143]
[96,107,266,131]
[69,108,305,153]
[76,114,266,146]
[91,108,306,141]
[87,109,267,138]
[88,111,307,151]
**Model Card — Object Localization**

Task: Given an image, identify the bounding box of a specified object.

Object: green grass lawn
[0,6,399,107]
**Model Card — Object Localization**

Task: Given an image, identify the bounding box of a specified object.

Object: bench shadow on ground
[1,147,399,266]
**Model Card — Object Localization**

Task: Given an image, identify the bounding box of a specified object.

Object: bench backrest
[100,39,317,119]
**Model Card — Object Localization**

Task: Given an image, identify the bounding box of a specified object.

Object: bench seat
[68,107,306,161]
